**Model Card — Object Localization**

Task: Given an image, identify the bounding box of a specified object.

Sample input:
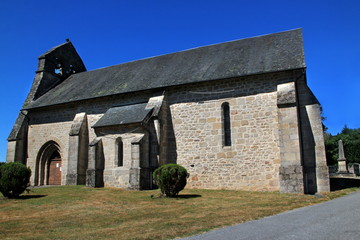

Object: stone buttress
[277,71,330,193]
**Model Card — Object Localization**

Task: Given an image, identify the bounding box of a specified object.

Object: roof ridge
[80,28,303,74]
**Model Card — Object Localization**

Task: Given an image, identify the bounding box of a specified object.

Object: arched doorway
[35,141,62,186]
[47,151,62,185]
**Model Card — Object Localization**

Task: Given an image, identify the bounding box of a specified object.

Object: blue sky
[0,0,359,162]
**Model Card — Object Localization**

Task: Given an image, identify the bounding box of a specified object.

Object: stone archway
[35,141,62,186]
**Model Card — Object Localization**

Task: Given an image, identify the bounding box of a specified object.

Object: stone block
[277,82,296,107]
[279,166,304,193]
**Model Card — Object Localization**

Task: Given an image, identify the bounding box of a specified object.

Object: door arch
[35,141,62,186]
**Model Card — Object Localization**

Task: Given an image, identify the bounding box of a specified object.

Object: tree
[325,126,360,165]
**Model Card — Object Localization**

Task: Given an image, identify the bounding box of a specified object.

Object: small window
[55,61,62,76]
[116,138,123,167]
[222,102,231,146]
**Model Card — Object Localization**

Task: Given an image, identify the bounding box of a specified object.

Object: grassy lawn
[0,186,358,240]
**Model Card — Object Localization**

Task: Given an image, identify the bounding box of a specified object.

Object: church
[7,29,330,194]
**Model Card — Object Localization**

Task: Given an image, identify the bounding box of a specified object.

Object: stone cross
[337,140,348,173]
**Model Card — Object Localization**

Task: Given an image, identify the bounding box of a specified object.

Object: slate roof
[92,103,152,128]
[25,29,305,109]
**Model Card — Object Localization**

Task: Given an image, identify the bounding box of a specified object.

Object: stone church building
[7,29,330,194]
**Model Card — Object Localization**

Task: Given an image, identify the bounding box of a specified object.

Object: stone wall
[95,126,149,189]
[276,82,303,193]
[25,90,157,187]
[27,121,71,185]
[18,69,329,192]
[165,71,295,191]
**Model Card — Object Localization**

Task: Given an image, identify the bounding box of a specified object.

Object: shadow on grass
[176,194,202,199]
[150,194,202,199]
[17,195,47,200]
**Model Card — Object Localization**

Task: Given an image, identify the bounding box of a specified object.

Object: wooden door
[48,155,62,185]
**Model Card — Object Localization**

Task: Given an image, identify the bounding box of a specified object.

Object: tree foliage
[325,126,360,165]
[153,164,188,197]
[0,162,31,198]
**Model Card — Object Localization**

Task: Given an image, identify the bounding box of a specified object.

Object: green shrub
[153,164,188,197]
[0,162,5,176]
[0,162,31,198]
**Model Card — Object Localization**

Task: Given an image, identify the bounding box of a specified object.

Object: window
[222,102,231,146]
[116,138,123,167]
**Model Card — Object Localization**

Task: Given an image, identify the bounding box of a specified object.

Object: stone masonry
[7,29,330,193]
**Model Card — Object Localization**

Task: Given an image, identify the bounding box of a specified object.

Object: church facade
[7,29,330,194]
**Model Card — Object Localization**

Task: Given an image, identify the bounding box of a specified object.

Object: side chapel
[7,29,330,193]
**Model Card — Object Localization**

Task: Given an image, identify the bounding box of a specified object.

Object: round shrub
[0,162,31,198]
[153,164,188,197]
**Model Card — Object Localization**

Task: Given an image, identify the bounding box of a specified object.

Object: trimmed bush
[0,162,31,198]
[153,164,188,197]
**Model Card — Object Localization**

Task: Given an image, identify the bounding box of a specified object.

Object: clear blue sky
[0,0,359,162]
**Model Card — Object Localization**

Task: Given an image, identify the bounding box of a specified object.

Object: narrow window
[222,102,231,146]
[116,138,123,167]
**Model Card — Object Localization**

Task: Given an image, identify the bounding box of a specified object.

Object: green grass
[0,186,358,240]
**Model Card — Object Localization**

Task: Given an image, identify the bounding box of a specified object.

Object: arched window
[116,138,123,167]
[222,102,231,146]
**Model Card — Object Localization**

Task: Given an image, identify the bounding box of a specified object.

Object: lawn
[0,186,357,240]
